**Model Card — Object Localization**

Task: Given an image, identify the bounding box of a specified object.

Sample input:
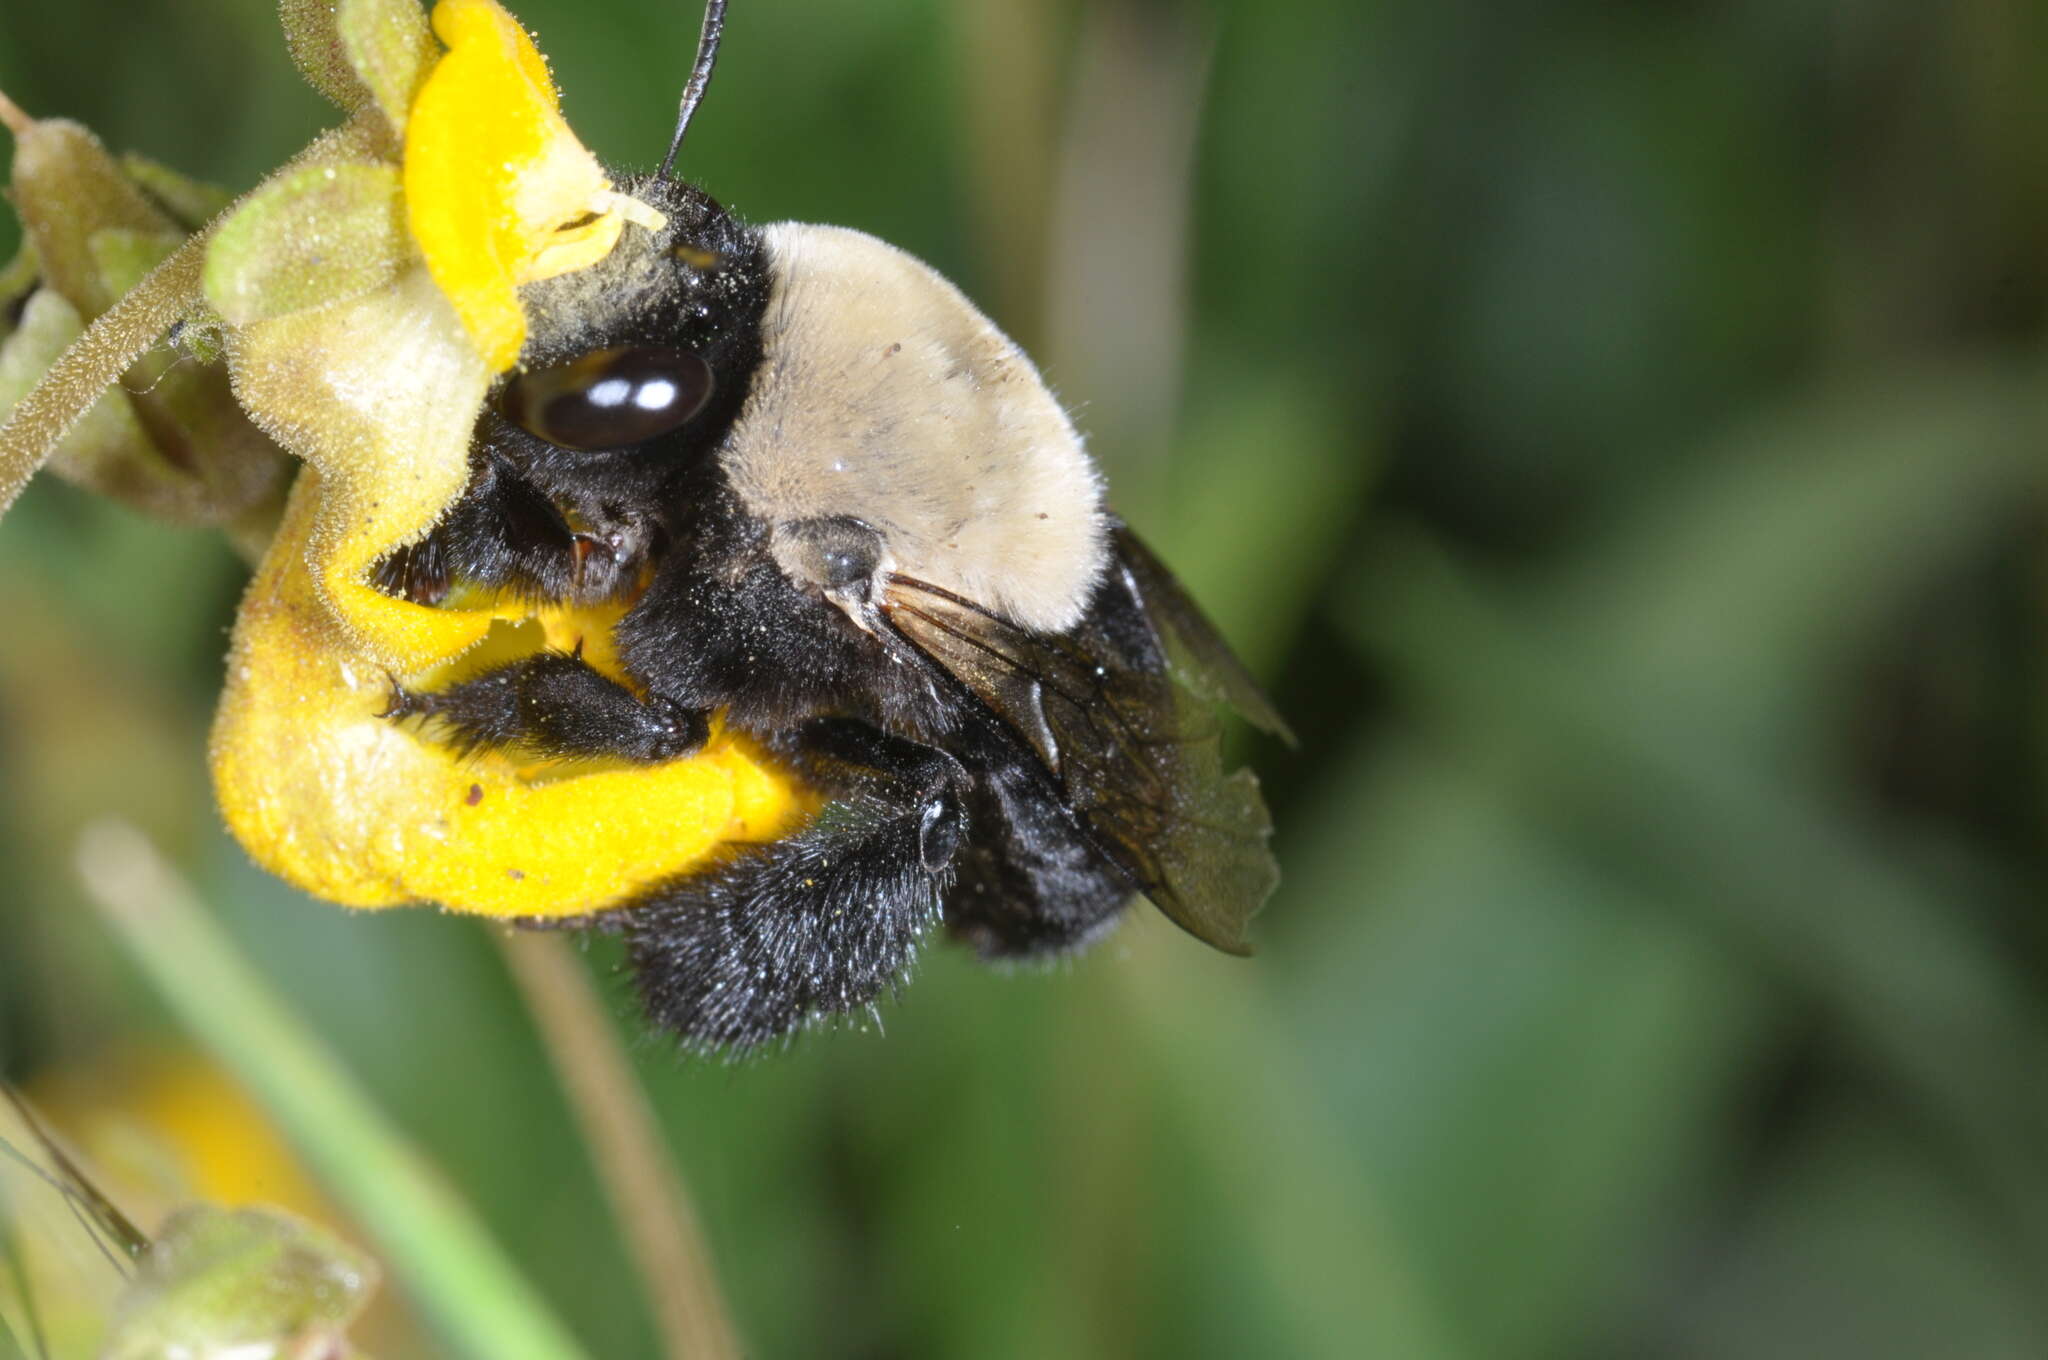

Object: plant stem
[497,930,739,1360]
[75,820,591,1360]
[0,236,206,521]
[0,88,30,135]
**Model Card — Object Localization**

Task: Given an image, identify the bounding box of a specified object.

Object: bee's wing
[1108,526,1296,746]
[883,531,1282,955]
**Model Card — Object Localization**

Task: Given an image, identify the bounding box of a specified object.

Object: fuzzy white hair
[726,223,1108,633]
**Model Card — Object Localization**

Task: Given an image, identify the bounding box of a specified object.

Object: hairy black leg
[943,748,1135,959]
[372,450,654,606]
[372,453,578,605]
[621,720,970,1051]
[384,652,707,762]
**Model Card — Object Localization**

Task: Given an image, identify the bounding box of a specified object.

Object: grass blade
[74,820,591,1360]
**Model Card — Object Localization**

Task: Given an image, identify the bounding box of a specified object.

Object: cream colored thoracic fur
[731,222,1107,634]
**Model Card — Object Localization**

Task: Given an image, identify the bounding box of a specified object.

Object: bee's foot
[377,676,435,723]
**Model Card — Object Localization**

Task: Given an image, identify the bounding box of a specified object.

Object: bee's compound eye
[500,346,715,450]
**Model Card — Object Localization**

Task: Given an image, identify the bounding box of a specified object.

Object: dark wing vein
[888,597,1179,796]
[1110,526,1296,745]
[885,551,1279,954]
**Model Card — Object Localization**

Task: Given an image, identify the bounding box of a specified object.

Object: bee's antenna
[657,0,729,182]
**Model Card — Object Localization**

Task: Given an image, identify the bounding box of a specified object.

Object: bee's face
[482,178,771,494]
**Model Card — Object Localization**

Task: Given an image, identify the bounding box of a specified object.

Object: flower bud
[0,113,290,525]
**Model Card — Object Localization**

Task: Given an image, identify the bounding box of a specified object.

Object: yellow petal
[404,0,624,372]
[224,265,497,674]
[212,471,811,917]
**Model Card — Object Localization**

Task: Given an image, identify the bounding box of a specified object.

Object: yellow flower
[204,0,807,918]
[405,0,639,373]
[213,470,806,918]
[4,0,805,919]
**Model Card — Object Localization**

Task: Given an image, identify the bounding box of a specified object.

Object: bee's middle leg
[383,653,708,763]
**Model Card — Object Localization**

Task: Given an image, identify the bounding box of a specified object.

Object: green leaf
[1279,737,1767,1358]
[1670,1111,2042,1358]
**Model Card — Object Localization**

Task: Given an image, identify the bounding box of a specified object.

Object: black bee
[378,0,1288,1050]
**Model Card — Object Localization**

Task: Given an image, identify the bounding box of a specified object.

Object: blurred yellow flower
[22,1053,411,1356]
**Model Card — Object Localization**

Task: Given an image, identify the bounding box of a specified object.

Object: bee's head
[470,0,758,502]
[481,178,766,505]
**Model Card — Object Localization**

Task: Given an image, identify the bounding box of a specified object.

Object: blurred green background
[7,0,2048,1356]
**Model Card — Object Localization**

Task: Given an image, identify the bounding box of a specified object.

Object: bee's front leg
[371,450,646,607]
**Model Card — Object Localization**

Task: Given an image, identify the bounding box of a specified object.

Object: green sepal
[120,152,236,230]
[0,283,291,525]
[279,0,376,116]
[203,161,409,325]
[279,0,437,155]
[339,0,439,139]
[0,288,165,492]
[0,241,38,344]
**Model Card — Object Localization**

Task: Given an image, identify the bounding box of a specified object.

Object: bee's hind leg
[620,719,970,1052]
[944,752,1136,959]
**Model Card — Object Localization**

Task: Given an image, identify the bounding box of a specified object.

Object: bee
[378,0,1290,1050]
